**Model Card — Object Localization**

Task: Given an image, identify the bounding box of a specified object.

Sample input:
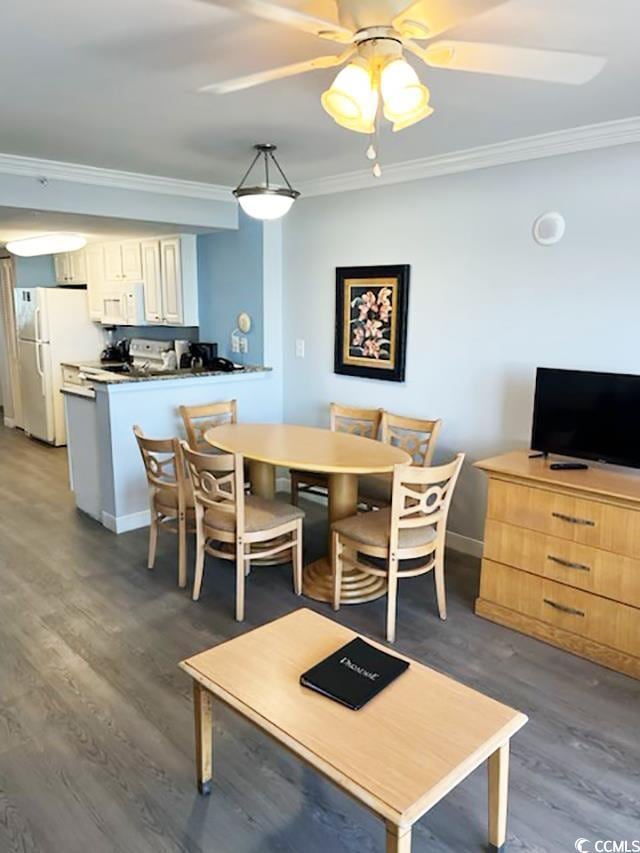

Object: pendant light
[233,144,300,221]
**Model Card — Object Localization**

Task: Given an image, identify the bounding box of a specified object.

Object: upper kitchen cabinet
[54,250,87,285]
[104,240,143,283]
[141,235,198,326]
[84,244,106,321]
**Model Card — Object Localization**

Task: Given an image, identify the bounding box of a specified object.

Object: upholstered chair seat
[332,508,437,550]
[205,496,304,534]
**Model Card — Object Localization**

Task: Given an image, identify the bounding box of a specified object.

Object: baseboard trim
[446,531,484,559]
[101,508,150,534]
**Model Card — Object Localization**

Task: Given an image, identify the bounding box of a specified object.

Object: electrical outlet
[295,339,305,358]
[239,336,248,354]
[231,334,240,353]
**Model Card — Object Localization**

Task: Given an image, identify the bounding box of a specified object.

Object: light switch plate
[295,339,305,358]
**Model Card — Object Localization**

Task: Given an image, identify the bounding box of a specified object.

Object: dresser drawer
[483,519,640,608]
[487,479,640,557]
[480,560,640,657]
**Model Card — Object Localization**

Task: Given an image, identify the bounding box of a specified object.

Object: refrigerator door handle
[35,343,46,398]
[34,306,42,342]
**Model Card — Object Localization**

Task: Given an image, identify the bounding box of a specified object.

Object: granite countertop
[70,364,272,384]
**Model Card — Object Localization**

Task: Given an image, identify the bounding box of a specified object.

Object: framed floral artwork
[334,265,410,382]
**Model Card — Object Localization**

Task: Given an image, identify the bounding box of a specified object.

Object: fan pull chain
[370,64,382,178]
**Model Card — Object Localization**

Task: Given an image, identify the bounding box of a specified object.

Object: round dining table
[204,423,410,604]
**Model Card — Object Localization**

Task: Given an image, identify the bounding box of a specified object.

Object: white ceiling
[0,208,209,246]
[1,0,638,185]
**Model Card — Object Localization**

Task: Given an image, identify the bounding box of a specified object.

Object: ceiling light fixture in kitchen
[6,233,87,257]
[233,144,299,220]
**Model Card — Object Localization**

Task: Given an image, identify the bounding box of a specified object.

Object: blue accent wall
[197,212,264,362]
[14,255,57,287]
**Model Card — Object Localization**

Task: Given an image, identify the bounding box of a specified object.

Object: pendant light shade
[321,60,378,134]
[6,233,87,257]
[233,144,299,221]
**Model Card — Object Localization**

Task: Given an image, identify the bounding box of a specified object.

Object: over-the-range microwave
[101,282,146,326]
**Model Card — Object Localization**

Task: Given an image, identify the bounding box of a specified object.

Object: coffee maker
[181,342,219,369]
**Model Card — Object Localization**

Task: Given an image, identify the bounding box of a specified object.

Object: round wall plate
[237,312,252,334]
[533,211,565,246]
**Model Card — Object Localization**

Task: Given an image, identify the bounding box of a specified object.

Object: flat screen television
[531,367,640,469]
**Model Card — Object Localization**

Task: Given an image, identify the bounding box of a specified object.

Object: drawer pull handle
[551,511,595,527]
[547,554,591,572]
[543,598,585,617]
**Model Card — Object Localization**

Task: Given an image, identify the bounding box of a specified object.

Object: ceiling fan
[197,0,606,175]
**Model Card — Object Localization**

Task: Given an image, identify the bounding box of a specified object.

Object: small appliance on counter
[180,341,237,372]
[100,328,130,364]
[185,341,218,369]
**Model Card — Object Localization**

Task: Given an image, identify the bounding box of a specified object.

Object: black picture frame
[334,264,410,383]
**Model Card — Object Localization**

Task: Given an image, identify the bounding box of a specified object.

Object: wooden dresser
[475,451,640,679]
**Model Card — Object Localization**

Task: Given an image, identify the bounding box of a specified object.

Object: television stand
[475,449,640,679]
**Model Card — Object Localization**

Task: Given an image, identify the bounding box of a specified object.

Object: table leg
[249,460,275,500]
[193,681,213,795]
[386,823,412,853]
[303,472,387,604]
[488,741,509,852]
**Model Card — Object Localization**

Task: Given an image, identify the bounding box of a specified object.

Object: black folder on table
[300,637,409,710]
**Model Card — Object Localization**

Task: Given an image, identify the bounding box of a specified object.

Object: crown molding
[298,116,640,198]
[0,152,232,202]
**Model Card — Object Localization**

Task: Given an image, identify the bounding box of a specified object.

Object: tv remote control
[549,462,589,471]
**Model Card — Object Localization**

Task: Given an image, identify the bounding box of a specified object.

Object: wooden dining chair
[290,403,383,505]
[359,412,442,510]
[332,454,464,643]
[179,399,238,451]
[182,442,305,621]
[133,425,194,589]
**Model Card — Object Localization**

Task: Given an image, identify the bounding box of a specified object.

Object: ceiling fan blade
[408,40,607,84]
[198,48,355,94]
[198,0,353,42]
[393,0,510,40]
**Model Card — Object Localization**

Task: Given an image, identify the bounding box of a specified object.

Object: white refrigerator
[15,287,104,446]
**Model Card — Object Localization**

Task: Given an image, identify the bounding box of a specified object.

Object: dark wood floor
[0,424,638,853]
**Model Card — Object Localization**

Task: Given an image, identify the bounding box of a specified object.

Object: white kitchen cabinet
[54,250,87,285]
[121,241,143,281]
[104,240,143,283]
[140,240,163,324]
[160,237,184,325]
[84,245,106,321]
[139,235,198,326]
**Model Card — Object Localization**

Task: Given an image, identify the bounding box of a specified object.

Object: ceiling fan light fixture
[321,60,378,133]
[381,58,429,113]
[232,143,299,221]
[388,100,434,131]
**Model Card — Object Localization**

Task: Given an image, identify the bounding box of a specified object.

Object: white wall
[282,143,640,546]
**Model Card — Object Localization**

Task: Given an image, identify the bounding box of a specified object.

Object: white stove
[129,338,177,373]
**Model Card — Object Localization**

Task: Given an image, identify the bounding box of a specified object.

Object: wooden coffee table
[180,609,527,852]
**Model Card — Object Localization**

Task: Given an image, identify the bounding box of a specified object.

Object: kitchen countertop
[61,362,271,384]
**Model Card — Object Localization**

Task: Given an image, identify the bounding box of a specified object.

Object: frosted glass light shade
[236,190,296,221]
[387,101,434,131]
[381,58,433,131]
[321,61,378,134]
[6,233,87,257]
